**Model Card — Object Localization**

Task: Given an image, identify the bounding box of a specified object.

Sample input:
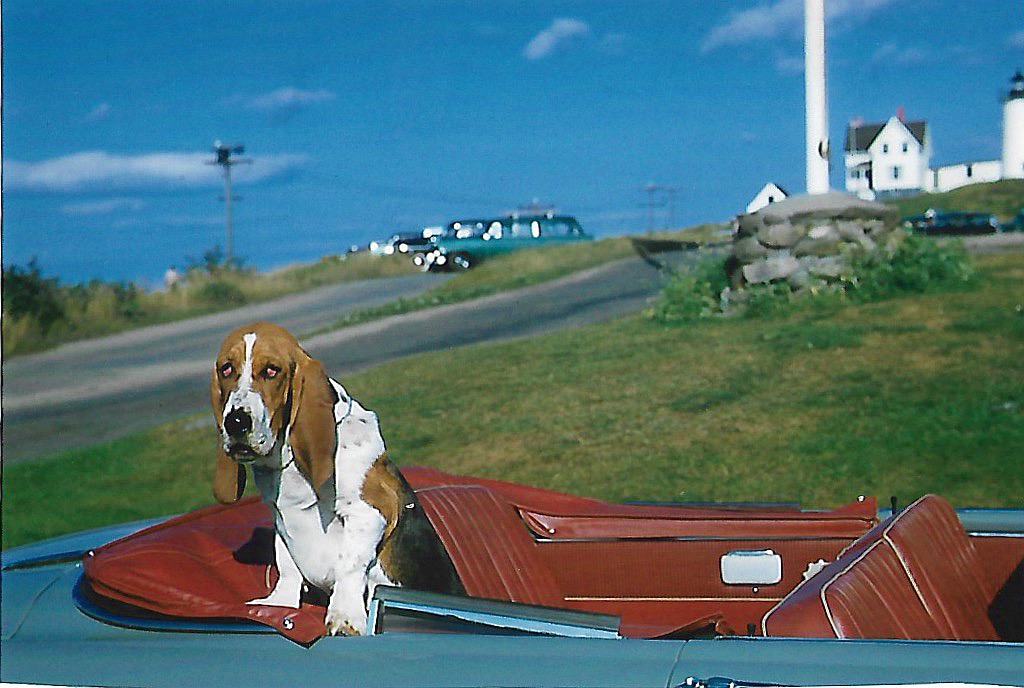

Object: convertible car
[3,466,1023,687]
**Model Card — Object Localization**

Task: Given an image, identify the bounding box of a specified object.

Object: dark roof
[845,119,927,152]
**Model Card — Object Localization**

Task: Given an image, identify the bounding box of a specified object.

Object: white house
[844,115,930,200]
[746,182,788,214]
[844,71,1024,200]
[929,159,1002,193]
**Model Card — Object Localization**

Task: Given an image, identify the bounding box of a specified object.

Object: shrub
[647,254,729,324]
[845,232,976,301]
[2,258,65,332]
[192,280,247,307]
[650,233,975,323]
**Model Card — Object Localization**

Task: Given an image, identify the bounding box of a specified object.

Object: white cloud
[60,197,145,216]
[774,53,806,74]
[869,42,930,67]
[231,87,336,113]
[4,150,307,192]
[702,0,898,54]
[523,18,591,60]
[84,102,112,122]
[702,0,803,54]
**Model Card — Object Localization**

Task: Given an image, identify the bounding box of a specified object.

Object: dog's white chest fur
[249,379,394,634]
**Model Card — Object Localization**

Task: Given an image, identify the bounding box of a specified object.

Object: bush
[2,259,65,332]
[845,232,976,301]
[647,254,729,324]
[186,245,247,276]
[192,280,247,307]
[650,234,975,323]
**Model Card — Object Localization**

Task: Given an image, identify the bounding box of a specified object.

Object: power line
[641,183,680,231]
[206,141,251,262]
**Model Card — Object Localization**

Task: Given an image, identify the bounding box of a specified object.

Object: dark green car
[1006,208,1024,232]
[901,208,999,236]
[422,214,591,271]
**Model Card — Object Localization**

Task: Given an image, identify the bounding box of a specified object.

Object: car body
[3,467,1023,688]
[1005,208,1024,232]
[368,229,441,257]
[421,214,592,271]
[901,208,1000,235]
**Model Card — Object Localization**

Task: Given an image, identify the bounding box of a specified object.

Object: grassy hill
[887,178,1024,220]
[4,248,1022,549]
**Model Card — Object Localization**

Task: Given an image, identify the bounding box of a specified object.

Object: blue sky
[3,0,1022,286]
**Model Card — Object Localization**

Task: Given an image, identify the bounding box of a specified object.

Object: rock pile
[728,191,900,291]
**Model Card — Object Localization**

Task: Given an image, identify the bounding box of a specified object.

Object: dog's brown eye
[263,365,281,380]
[219,362,234,378]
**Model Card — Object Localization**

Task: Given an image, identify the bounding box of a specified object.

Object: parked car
[420,213,592,271]
[411,219,489,268]
[1004,208,1024,232]
[368,230,439,257]
[902,208,1000,235]
[3,466,1023,687]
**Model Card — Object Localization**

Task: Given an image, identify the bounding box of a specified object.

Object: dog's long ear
[211,367,246,503]
[288,355,338,495]
[214,448,247,503]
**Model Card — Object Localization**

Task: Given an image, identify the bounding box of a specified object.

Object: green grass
[887,178,1024,220]
[4,250,1021,550]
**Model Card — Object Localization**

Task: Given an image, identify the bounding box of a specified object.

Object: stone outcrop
[728,191,900,291]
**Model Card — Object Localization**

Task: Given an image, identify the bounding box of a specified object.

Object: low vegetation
[2,250,418,356]
[4,248,1021,549]
[649,232,977,323]
[3,225,721,357]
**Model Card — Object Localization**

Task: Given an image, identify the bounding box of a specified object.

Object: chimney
[897,105,905,121]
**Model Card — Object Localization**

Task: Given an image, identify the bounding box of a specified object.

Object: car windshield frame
[367,585,621,639]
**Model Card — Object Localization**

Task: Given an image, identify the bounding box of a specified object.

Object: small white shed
[746,183,789,214]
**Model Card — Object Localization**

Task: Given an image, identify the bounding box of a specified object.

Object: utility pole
[804,0,830,194]
[663,186,678,229]
[642,183,677,231]
[207,141,250,263]
[644,182,660,232]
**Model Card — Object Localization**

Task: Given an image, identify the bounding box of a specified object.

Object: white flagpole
[805,0,830,194]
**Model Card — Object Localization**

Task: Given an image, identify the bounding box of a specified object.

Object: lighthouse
[1002,70,1024,179]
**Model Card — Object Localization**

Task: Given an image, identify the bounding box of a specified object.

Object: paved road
[2,256,675,463]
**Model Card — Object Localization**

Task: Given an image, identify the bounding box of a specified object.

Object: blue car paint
[4,517,1024,687]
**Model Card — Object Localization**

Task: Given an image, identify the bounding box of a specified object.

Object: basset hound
[211,321,463,636]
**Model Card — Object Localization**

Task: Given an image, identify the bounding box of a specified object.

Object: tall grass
[1,252,418,356]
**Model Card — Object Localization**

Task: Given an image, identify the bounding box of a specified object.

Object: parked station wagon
[419,213,592,271]
[901,208,1000,235]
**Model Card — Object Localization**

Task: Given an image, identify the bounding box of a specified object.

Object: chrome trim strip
[533,535,862,544]
[369,586,621,639]
[565,596,783,603]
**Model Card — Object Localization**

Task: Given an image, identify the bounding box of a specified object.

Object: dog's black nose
[224,408,253,438]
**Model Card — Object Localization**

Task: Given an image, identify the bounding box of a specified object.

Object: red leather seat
[762,494,1000,641]
[415,485,564,607]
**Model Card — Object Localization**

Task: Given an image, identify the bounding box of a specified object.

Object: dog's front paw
[325,587,368,636]
[324,606,366,636]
